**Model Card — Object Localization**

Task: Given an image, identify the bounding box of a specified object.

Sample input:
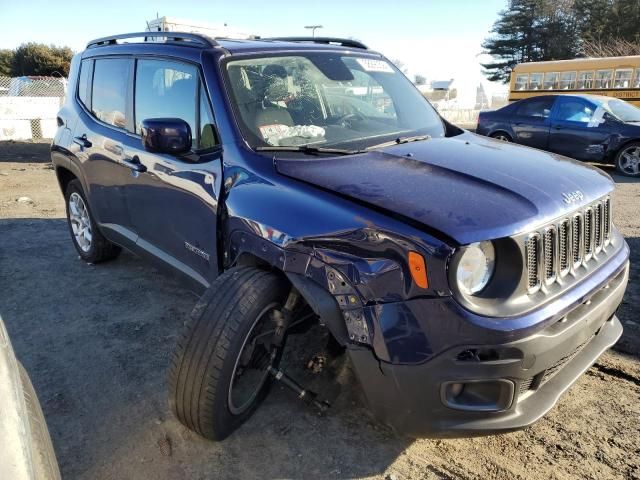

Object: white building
[146,16,255,40]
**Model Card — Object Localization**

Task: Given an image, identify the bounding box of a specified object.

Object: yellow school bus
[509,56,640,106]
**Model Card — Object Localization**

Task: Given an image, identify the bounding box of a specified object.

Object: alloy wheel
[68,192,92,252]
[619,145,640,176]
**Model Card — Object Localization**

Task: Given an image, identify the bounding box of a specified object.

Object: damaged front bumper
[347,249,629,438]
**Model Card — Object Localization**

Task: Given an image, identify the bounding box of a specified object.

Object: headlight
[456,241,495,295]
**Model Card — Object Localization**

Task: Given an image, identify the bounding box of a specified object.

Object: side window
[577,71,594,89]
[515,74,529,91]
[92,58,130,129]
[199,85,218,150]
[515,98,554,118]
[77,59,92,108]
[614,69,633,88]
[634,69,640,88]
[594,69,613,89]
[529,73,543,90]
[135,59,197,146]
[559,72,576,90]
[543,72,559,90]
[554,100,595,123]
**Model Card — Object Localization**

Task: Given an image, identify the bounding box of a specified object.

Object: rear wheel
[491,131,512,142]
[64,179,120,263]
[615,142,640,177]
[169,267,290,440]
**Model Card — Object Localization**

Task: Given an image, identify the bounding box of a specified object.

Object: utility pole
[304,25,323,38]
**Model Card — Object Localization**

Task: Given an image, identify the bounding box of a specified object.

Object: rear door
[509,97,555,149]
[71,57,139,248]
[547,97,612,161]
[123,58,223,288]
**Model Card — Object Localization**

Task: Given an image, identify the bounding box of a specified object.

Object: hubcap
[68,192,92,252]
[494,134,509,142]
[620,146,640,175]
[228,302,281,415]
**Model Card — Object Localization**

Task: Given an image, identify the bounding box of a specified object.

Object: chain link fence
[0,76,67,141]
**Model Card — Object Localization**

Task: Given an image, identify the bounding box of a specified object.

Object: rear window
[92,58,130,129]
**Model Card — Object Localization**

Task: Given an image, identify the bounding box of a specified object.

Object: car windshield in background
[603,98,640,122]
[224,53,445,151]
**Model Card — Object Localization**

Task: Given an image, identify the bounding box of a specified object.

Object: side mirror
[140,118,192,155]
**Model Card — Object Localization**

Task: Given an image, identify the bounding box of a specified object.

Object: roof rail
[86,31,219,49]
[264,37,368,50]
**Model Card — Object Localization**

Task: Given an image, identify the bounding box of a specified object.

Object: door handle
[553,125,563,130]
[73,134,92,148]
[122,155,147,173]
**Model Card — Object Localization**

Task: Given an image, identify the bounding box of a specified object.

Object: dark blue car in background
[477,94,640,177]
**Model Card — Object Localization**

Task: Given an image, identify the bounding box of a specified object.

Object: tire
[491,131,512,142]
[615,142,640,177]
[169,267,290,441]
[64,179,121,263]
[18,362,61,480]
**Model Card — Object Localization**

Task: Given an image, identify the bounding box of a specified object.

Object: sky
[0,0,509,106]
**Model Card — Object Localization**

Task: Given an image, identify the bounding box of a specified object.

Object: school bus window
[529,73,543,90]
[515,74,528,91]
[559,71,576,90]
[543,72,559,90]
[614,69,633,88]
[595,69,613,88]
[577,71,594,89]
[634,69,640,88]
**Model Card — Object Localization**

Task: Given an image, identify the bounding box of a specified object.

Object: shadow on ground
[0,140,52,163]
[0,218,411,479]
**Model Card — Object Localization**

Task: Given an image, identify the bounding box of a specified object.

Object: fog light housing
[441,379,515,412]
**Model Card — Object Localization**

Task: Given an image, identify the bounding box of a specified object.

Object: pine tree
[482,0,580,82]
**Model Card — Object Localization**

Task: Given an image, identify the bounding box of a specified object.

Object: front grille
[558,219,570,275]
[526,234,540,290]
[525,197,611,293]
[584,207,594,259]
[603,197,611,242]
[543,228,556,282]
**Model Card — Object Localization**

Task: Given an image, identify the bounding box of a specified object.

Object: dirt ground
[0,140,638,480]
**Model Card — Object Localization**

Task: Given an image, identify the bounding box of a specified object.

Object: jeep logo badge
[562,190,584,204]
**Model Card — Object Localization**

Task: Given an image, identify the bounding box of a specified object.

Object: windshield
[603,98,640,122]
[224,53,445,151]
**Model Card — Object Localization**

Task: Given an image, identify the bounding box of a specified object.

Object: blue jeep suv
[51,32,629,440]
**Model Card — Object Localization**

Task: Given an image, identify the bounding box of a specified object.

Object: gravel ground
[0,140,638,480]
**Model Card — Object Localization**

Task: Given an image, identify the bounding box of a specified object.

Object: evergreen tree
[482,0,580,82]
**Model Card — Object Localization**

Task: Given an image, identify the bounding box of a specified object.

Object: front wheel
[615,142,640,177]
[169,267,290,440]
[490,131,512,142]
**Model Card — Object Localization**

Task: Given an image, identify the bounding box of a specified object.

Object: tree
[414,74,427,85]
[0,49,13,76]
[11,43,73,77]
[482,0,580,82]
[391,58,409,75]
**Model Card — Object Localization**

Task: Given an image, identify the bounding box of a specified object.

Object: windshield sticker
[588,107,606,128]
[356,58,394,73]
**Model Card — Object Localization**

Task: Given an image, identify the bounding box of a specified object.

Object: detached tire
[169,267,289,441]
[64,179,121,263]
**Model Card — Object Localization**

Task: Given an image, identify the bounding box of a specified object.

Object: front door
[124,58,223,288]
[548,97,612,161]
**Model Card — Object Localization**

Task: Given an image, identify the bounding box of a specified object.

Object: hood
[275,132,614,244]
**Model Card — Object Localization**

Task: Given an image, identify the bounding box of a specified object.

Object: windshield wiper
[255,145,364,156]
[367,134,431,150]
